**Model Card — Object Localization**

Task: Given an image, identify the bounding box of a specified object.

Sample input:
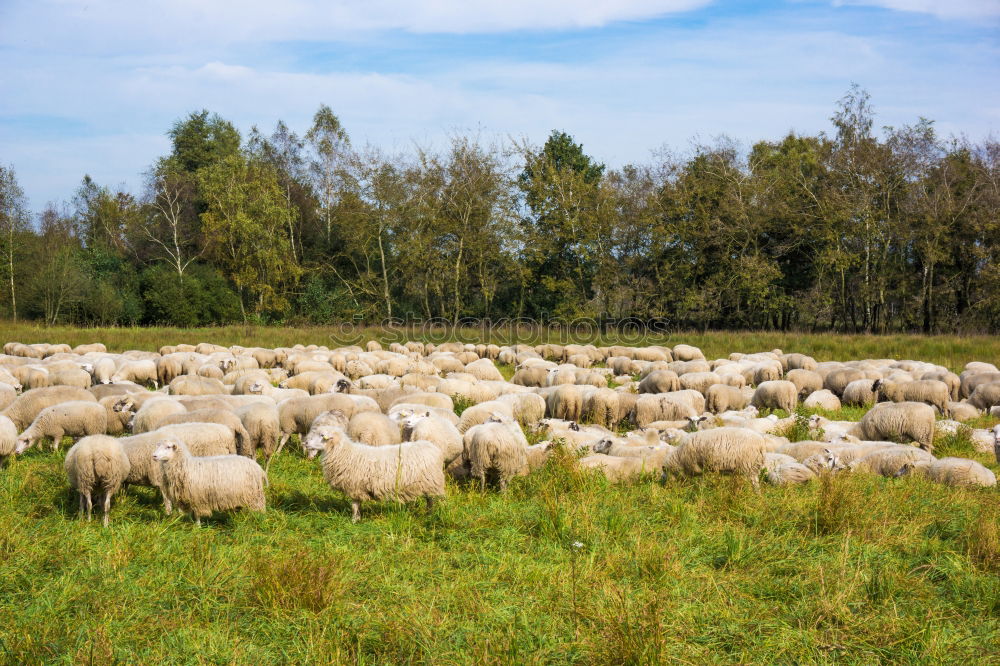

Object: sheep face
[401,411,430,435]
[152,440,179,462]
[249,380,265,394]
[593,438,614,454]
[336,379,351,393]
[112,397,134,413]
[304,425,345,455]
[686,415,709,432]
[807,414,824,429]
[14,436,33,455]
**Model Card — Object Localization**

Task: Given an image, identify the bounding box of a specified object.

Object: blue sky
[1,0,998,212]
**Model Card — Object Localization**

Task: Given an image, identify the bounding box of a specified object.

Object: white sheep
[751,380,798,414]
[857,401,936,451]
[848,445,935,477]
[400,411,463,465]
[705,384,749,414]
[0,415,18,466]
[346,410,402,447]
[896,457,996,487]
[660,427,767,487]
[841,379,877,407]
[1,385,96,431]
[15,400,108,453]
[64,435,131,526]
[803,389,842,411]
[578,454,658,483]
[111,360,158,388]
[463,418,529,491]
[303,425,445,522]
[873,379,950,414]
[766,461,816,485]
[152,439,266,526]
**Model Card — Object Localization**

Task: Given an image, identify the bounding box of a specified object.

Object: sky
[1,0,998,212]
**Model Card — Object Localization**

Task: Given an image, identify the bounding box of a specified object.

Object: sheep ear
[423,411,430,417]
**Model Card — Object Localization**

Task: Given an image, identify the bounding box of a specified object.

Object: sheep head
[593,438,614,454]
[336,379,352,393]
[13,435,33,455]
[249,380,266,394]
[152,439,180,462]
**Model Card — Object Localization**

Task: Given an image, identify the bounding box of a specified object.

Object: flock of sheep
[0,339,998,527]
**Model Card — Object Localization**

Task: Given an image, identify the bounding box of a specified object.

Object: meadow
[0,323,998,663]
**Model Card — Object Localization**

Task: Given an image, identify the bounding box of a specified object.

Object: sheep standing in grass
[15,401,108,453]
[0,415,17,466]
[401,411,463,465]
[873,379,950,414]
[304,425,445,522]
[152,439,266,526]
[803,389,841,411]
[968,382,1000,411]
[751,380,798,414]
[1,386,96,431]
[858,401,936,451]
[347,411,402,447]
[64,435,131,526]
[660,427,767,488]
[463,418,529,491]
[706,384,749,414]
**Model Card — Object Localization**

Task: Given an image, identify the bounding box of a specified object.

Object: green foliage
[167,109,241,174]
[140,263,241,326]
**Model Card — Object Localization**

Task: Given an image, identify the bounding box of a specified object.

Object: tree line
[0,85,998,333]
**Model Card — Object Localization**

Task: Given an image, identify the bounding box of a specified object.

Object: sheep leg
[194,513,201,527]
[102,492,112,528]
[351,500,361,523]
[499,477,508,492]
[425,496,435,512]
[84,492,93,521]
[77,492,85,518]
[478,475,486,493]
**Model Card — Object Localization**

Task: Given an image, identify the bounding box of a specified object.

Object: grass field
[1,325,999,662]
[2,321,998,372]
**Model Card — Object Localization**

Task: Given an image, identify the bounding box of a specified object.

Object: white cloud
[833,0,1000,20]
[0,0,712,56]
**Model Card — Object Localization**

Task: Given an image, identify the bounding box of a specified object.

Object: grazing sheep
[751,380,798,414]
[389,391,453,413]
[15,401,108,453]
[458,400,515,433]
[235,402,281,459]
[463,419,529,491]
[858,401,936,451]
[705,384,749,414]
[578,454,658,483]
[496,392,547,427]
[64,435,131,526]
[152,439,266,526]
[0,382,19,411]
[823,368,868,397]
[896,457,996,487]
[2,386,96,431]
[672,344,705,362]
[99,395,135,436]
[782,353,817,372]
[301,410,351,460]
[803,389,841,411]
[50,368,92,389]
[873,379,950,414]
[660,427,767,488]
[960,372,1000,399]
[638,370,680,394]
[304,425,445,522]
[111,360,158,388]
[848,446,935,477]
[633,392,703,426]
[401,412,463,465]
[169,375,226,396]
[766,461,816,485]
[347,411,402,447]
[0,415,17,466]
[942,401,978,422]
[276,393,380,452]
[968,382,1000,411]
[841,379,877,407]
[786,369,823,400]
[678,371,722,396]
[131,398,187,433]
[920,370,961,402]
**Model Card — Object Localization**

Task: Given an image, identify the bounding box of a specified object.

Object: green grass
[2,321,998,373]
[1,420,999,663]
[2,325,1000,662]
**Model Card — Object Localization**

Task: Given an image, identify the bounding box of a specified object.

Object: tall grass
[0,415,998,662]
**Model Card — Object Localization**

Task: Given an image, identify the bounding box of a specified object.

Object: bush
[141,263,241,326]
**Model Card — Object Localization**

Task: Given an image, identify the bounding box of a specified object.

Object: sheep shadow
[269,487,345,515]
